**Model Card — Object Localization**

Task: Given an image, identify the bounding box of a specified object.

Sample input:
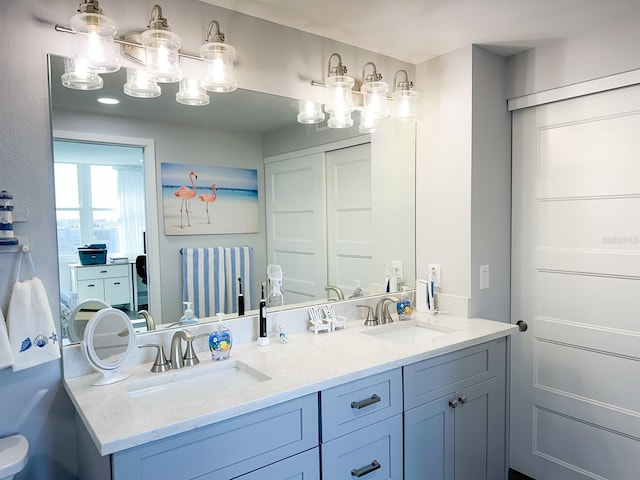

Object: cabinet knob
[351,460,381,477]
[516,320,528,332]
[458,395,468,404]
[448,398,459,409]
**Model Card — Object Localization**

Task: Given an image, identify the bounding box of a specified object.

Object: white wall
[0,1,412,477]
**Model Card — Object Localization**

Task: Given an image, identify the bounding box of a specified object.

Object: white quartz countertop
[64,312,517,455]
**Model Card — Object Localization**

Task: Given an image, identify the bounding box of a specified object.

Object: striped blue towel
[181,247,225,318]
[224,246,254,313]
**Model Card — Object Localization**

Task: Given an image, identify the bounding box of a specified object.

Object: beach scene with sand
[161,162,259,235]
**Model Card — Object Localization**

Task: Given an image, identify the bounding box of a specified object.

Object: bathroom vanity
[65,308,515,479]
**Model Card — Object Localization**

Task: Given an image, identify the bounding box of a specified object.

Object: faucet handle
[183,333,208,367]
[357,305,377,326]
[139,344,171,373]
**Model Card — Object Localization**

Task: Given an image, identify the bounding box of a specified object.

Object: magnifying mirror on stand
[82,307,135,386]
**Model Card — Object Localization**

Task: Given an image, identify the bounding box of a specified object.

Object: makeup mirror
[81,307,135,386]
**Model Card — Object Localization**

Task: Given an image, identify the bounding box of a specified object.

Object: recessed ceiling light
[97,97,120,105]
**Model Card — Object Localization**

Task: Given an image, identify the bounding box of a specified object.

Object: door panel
[511,85,640,479]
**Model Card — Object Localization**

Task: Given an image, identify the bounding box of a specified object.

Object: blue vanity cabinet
[403,339,507,480]
[233,447,319,479]
[320,368,404,479]
[111,394,318,480]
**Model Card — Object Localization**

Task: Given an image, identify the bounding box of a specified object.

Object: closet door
[511,84,640,479]
[265,153,327,304]
[326,143,373,296]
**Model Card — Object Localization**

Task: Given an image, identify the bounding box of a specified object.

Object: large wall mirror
[48,54,415,344]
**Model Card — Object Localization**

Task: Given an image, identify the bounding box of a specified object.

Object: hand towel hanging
[0,309,14,370]
[7,250,60,371]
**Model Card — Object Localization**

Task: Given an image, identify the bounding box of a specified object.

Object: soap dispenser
[179,301,198,325]
[397,287,413,321]
[209,313,232,361]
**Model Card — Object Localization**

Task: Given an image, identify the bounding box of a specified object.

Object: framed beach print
[161,162,259,235]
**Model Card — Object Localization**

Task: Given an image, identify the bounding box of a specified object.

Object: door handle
[516,320,528,332]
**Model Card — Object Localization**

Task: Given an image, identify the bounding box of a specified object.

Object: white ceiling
[200,0,640,63]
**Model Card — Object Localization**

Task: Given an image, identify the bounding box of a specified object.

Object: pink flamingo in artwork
[198,183,217,224]
[174,171,198,228]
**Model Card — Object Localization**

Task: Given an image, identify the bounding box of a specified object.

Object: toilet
[0,435,28,479]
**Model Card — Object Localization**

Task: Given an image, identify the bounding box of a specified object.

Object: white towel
[7,277,61,372]
[0,309,14,370]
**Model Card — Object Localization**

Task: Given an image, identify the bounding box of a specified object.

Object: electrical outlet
[428,264,441,288]
[480,264,490,290]
[392,260,404,283]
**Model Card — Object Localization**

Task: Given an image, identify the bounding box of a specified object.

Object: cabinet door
[104,276,130,306]
[454,377,505,480]
[76,279,105,303]
[234,448,319,480]
[404,395,454,480]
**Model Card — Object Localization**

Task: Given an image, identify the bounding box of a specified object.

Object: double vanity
[64,300,516,479]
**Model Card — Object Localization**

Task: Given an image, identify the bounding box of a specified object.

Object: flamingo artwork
[174,171,198,228]
[198,183,217,224]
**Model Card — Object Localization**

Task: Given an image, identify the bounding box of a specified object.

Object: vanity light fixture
[176,78,210,106]
[297,100,325,124]
[360,62,389,119]
[200,20,237,93]
[69,0,120,74]
[391,70,419,122]
[324,53,355,128]
[140,4,183,83]
[123,68,161,98]
[61,56,103,90]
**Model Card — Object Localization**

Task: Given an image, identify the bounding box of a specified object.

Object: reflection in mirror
[67,298,110,344]
[48,54,415,343]
[82,307,135,386]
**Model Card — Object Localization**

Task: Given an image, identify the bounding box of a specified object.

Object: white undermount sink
[362,319,457,344]
[126,359,271,404]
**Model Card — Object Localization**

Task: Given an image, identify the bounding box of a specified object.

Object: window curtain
[115,166,145,258]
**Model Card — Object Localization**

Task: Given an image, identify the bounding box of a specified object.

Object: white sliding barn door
[511,85,640,479]
[326,143,373,296]
[265,153,327,304]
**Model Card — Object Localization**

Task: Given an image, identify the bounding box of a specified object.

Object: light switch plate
[480,264,490,290]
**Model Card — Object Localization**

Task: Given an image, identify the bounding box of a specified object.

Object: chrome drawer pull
[351,460,380,477]
[87,284,96,288]
[114,282,121,285]
[100,270,108,273]
[351,394,381,410]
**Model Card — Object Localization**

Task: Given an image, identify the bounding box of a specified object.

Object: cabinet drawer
[404,339,504,410]
[234,447,319,479]
[104,277,130,305]
[112,394,319,480]
[77,279,104,301]
[75,264,129,280]
[320,368,402,442]
[321,414,402,480]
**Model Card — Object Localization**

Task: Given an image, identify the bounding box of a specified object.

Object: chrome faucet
[375,296,399,325]
[325,285,345,301]
[170,329,195,369]
[137,310,156,331]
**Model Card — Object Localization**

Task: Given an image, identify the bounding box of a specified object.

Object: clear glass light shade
[297,101,325,124]
[391,90,419,122]
[324,75,355,114]
[140,29,182,83]
[359,112,380,134]
[200,42,237,93]
[61,56,103,90]
[176,79,210,106]
[123,68,161,98]
[361,81,389,119]
[327,108,354,129]
[70,12,120,74]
